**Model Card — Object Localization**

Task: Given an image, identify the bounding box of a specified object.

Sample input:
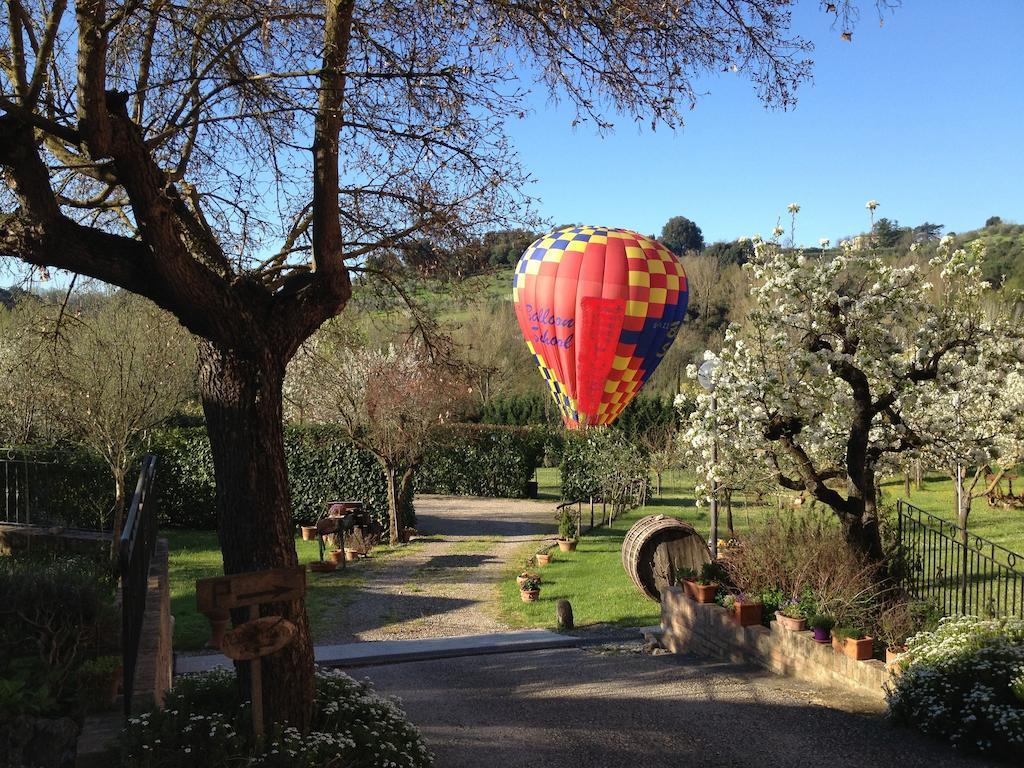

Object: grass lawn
[165,529,366,651]
[498,504,668,631]
[505,466,1024,632]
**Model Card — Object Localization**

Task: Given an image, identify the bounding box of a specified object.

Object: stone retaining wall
[128,538,173,713]
[660,586,890,698]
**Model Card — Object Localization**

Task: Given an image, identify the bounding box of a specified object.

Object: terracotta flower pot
[328,550,344,565]
[557,539,577,552]
[520,588,540,603]
[516,573,540,589]
[774,611,807,632]
[301,526,318,541]
[734,601,763,626]
[842,636,874,661]
[309,560,336,573]
[681,579,697,599]
[344,548,359,561]
[885,645,909,672]
[535,553,552,567]
[692,582,719,604]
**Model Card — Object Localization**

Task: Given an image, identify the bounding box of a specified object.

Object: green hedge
[152,426,414,531]
[415,424,550,497]
[1,446,112,529]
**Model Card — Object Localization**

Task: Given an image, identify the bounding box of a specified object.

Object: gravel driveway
[317,495,557,643]
[358,647,994,768]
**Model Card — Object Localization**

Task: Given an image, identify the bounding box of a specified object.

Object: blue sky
[506,1,1024,246]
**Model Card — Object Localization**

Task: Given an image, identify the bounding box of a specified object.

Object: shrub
[557,507,578,541]
[722,509,883,632]
[416,423,547,498]
[478,393,554,426]
[560,429,648,507]
[0,551,117,715]
[121,667,433,767]
[886,615,1024,757]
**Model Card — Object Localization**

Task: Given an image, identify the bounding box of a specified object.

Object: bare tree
[49,292,194,558]
[286,331,469,543]
[0,0,880,726]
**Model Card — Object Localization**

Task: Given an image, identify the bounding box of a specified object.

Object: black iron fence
[1,447,51,525]
[119,455,158,717]
[896,499,1023,618]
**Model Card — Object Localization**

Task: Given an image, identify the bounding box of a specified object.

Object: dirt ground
[316,495,557,643]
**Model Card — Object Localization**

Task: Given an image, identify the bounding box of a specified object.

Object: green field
[165,530,387,651]
[170,469,1023,644]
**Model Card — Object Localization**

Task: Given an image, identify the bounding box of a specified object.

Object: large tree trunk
[380,461,404,544]
[197,340,315,731]
[109,466,126,561]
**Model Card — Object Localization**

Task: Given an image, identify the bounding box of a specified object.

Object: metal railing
[119,455,158,717]
[0,447,54,525]
[896,499,1023,617]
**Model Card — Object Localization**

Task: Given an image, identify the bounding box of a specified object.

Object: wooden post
[248,604,263,739]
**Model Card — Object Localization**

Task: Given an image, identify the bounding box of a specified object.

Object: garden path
[316,495,557,644]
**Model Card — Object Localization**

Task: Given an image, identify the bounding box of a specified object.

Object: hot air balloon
[512,225,689,428]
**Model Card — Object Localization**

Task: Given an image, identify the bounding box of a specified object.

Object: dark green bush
[478,393,555,426]
[152,426,413,531]
[612,395,677,441]
[121,667,433,767]
[0,551,117,716]
[2,445,111,529]
[416,423,548,497]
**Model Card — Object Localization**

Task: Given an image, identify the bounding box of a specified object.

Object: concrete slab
[174,629,577,676]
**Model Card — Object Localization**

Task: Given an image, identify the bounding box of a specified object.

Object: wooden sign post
[196,566,306,739]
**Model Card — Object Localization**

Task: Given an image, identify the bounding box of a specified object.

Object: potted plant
[346,528,380,557]
[328,548,344,565]
[692,561,727,604]
[557,508,578,552]
[300,524,318,541]
[808,613,834,643]
[878,600,914,668]
[833,626,874,660]
[774,599,807,631]
[675,566,697,599]
[78,655,122,711]
[516,571,541,589]
[732,592,763,626]
[535,548,554,567]
[519,575,541,602]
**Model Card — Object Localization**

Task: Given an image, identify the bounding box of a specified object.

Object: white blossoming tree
[286,328,469,543]
[684,235,1019,561]
[909,363,1024,530]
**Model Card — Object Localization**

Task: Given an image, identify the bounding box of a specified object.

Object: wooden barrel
[621,515,711,602]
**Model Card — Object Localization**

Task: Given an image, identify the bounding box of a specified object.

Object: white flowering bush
[121,667,433,767]
[886,615,1024,757]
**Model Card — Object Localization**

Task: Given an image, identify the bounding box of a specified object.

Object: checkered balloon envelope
[512,226,689,428]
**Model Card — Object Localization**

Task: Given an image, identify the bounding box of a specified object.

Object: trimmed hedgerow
[415,423,548,497]
[3,444,111,529]
[121,667,433,767]
[151,426,413,531]
[886,615,1024,757]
